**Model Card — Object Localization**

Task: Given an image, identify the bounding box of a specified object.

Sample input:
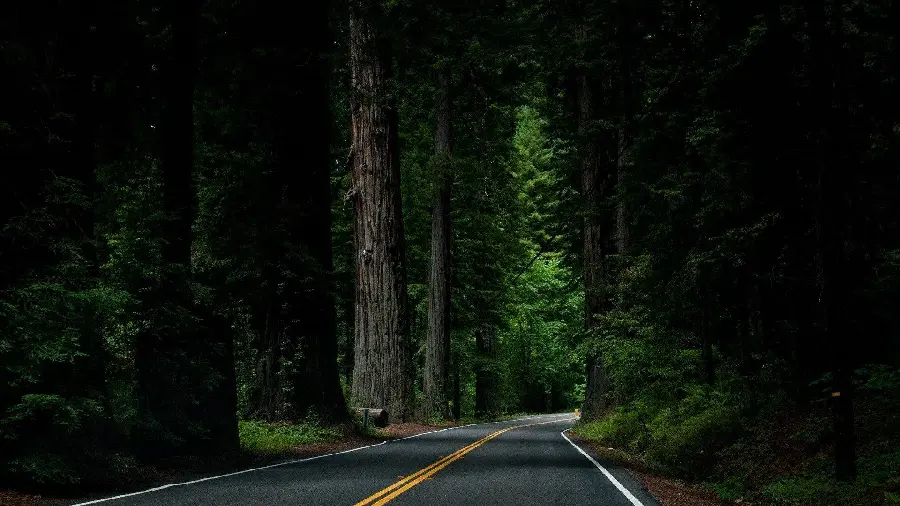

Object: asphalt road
[70,413,662,506]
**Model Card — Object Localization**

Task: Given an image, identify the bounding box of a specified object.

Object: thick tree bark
[291,25,350,421]
[577,55,611,419]
[614,1,633,256]
[249,292,291,421]
[348,0,413,421]
[424,69,453,421]
[615,126,629,255]
[244,0,348,424]
[247,130,290,420]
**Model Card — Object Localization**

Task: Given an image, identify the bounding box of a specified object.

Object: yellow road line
[355,417,576,506]
[352,436,487,505]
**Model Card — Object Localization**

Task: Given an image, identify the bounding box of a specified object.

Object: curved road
[70,414,662,506]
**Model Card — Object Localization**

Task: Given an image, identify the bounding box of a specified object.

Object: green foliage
[2,395,104,484]
[499,256,585,413]
[857,365,900,395]
[0,172,132,485]
[759,451,900,505]
[575,386,744,478]
[576,406,651,455]
[237,421,341,455]
[707,477,748,502]
[644,388,743,478]
[763,475,840,505]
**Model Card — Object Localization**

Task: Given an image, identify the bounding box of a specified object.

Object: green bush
[707,477,747,502]
[759,452,900,506]
[763,475,839,505]
[238,420,341,454]
[645,387,743,477]
[576,404,651,454]
[576,385,745,479]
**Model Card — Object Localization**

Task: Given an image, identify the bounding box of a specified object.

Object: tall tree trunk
[575,17,613,419]
[424,69,453,421]
[291,3,349,422]
[806,0,856,480]
[348,0,412,421]
[247,34,290,418]
[614,1,633,256]
[578,64,610,419]
[615,127,628,255]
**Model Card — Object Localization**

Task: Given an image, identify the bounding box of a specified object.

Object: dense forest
[2,0,899,504]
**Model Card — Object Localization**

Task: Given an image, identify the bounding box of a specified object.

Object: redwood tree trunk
[614,1,634,256]
[424,69,453,421]
[577,63,610,419]
[292,17,350,421]
[349,0,412,421]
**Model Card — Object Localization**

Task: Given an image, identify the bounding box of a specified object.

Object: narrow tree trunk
[348,0,412,421]
[474,325,497,418]
[615,126,628,255]
[452,350,461,421]
[424,69,453,421]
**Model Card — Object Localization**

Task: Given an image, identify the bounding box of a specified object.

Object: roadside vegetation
[237,420,343,455]
[575,364,900,505]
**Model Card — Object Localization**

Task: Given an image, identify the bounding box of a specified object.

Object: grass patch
[238,420,342,455]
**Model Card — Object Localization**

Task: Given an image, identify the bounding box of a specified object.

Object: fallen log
[354,407,389,428]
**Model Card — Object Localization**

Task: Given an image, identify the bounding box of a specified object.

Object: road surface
[70,413,662,506]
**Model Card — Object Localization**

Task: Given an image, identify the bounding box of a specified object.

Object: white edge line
[561,429,645,506]
[70,413,569,505]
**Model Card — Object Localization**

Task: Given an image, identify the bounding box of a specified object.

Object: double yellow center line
[355,417,576,506]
